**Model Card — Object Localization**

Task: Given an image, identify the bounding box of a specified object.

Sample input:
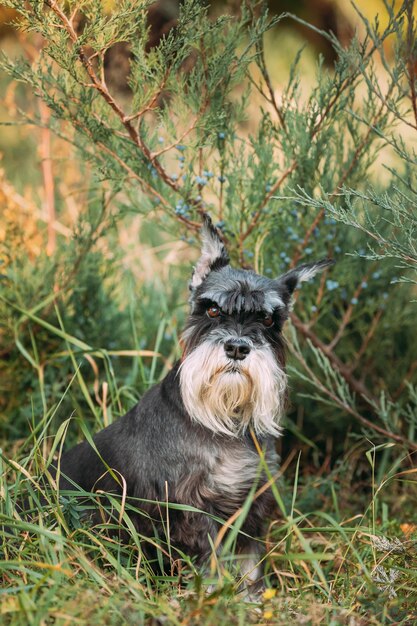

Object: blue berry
[203,170,214,178]
[171,174,178,181]
[372,271,381,279]
[218,132,225,139]
[361,281,368,289]
[351,297,358,305]
[218,175,226,183]
[176,144,186,151]
[305,247,313,255]
[265,184,272,193]
[326,280,339,291]
[311,305,317,312]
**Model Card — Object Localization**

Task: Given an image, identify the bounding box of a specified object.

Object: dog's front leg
[235,540,265,598]
[169,508,219,563]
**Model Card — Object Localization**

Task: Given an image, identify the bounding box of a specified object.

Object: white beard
[179,341,287,437]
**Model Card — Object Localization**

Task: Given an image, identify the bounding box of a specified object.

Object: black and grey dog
[56,214,333,585]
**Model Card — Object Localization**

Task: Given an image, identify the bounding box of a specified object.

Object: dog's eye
[262,314,274,327]
[207,305,221,318]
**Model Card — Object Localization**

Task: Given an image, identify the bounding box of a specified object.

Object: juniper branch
[288,324,417,452]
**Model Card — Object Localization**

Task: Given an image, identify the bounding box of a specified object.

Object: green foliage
[0,226,186,440]
[1,0,417,622]
[1,417,417,624]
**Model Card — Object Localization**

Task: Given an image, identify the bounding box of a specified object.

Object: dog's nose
[224,341,251,361]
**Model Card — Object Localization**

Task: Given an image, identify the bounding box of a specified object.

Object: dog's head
[179,215,333,437]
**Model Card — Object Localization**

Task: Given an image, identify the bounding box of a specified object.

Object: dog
[54,214,333,587]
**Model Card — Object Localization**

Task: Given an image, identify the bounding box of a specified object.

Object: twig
[348,308,383,373]
[254,35,287,130]
[43,0,213,225]
[240,161,297,242]
[44,0,180,192]
[39,101,56,255]
[393,360,417,401]
[291,104,388,267]
[328,272,371,350]
[288,329,417,452]
[151,114,200,159]
[406,2,417,129]
[68,115,200,230]
[240,28,389,248]
[290,312,378,406]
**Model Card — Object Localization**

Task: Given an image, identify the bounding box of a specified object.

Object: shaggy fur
[53,214,334,587]
[179,337,287,436]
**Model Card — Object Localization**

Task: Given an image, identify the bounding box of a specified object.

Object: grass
[1,454,416,625]
[0,220,416,625]
[1,315,416,626]
[1,7,417,622]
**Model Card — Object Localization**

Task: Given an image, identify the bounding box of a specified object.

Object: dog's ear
[276,258,335,301]
[190,214,229,289]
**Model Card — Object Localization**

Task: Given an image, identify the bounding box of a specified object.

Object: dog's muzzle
[224,340,251,361]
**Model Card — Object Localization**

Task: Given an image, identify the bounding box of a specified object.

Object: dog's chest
[209,440,278,509]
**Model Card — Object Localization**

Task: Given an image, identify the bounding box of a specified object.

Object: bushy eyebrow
[198,301,279,320]
[198,290,279,313]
